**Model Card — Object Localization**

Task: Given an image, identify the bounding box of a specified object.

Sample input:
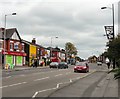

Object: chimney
[32,38,36,44]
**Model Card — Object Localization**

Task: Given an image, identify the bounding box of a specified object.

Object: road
[2,63,114,98]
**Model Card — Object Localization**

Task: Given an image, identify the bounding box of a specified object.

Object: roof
[47,47,66,53]
[0,28,21,40]
[22,39,46,49]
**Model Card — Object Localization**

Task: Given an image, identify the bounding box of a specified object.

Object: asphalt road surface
[2,63,110,98]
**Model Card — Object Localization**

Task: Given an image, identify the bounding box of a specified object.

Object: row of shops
[0,28,66,68]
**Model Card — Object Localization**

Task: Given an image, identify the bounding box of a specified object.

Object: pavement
[2,65,49,72]
[2,65,120,98]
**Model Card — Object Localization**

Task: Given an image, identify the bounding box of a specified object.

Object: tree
[107,36,120,61]
[107,35,120,79]
[65,42,77,56]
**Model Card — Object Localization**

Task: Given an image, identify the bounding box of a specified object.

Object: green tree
[65,42,77,56]
[107,35,120,79]
[107,36,120,61]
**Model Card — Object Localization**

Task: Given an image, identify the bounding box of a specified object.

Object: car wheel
[74,70,77,72]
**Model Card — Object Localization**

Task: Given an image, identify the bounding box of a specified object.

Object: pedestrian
[107,62,110,69]
[34,59,37,68]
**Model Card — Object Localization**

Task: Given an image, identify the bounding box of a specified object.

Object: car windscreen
[50,62,58,65]
[76,62,86,66]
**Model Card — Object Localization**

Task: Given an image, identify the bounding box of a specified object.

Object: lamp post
[50,36,58,61]
[101,4,115,69]
[3,13,16,69]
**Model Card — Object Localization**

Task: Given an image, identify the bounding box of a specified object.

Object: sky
[0,0,119,59]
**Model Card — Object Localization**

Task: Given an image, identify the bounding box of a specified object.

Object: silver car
[49,62,59,68]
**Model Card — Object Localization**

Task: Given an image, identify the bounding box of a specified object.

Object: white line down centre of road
[32,79,72,98]
[32,71,94,98]
[34,77,50,81]
[0,82,27,89]
[54,74,63,77]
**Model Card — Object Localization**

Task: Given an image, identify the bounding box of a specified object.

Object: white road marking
[32,92,38,98]
[33,70,55,75]
[66,72,71,75]
[19,74,25,77]
[1,82,27,89]
[70,79,72,82]
[54,74,62,77]
[5,76,11,78]
[9,82,27,87]
[34,77,49,81]
[32,71,96,98]
[32,80,72,98]
[33,72,44,75]
[0,86,8,89]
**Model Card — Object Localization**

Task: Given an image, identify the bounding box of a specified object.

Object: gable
[6,28,21,41]
[11,31,20,40]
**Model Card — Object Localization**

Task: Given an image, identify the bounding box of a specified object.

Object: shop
[2,51,26,66]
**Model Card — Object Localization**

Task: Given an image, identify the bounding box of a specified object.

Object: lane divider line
[19,75,25,77]
[54,74,62,77]
[32,79,72,98]
[5,76,11,78]
[66,72,71,75]
[1,82,27,89]
[34,77,49,81]
[32,72,94,98]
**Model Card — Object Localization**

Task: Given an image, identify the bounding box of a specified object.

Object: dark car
[49,62,59,68]
[58,62,68,69]
[74,62,89,73]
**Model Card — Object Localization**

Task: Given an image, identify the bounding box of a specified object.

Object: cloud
[1,0,119,58]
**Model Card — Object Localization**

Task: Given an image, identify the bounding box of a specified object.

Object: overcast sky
[1,0,119,59]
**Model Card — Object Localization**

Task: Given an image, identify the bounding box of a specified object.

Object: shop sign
[2,51,27,56]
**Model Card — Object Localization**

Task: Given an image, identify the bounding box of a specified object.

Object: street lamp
[3,13,16,69]
[101,4,115,39]
[50,36,58,61]
[101,4,115,69]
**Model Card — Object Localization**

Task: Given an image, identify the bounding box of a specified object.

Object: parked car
[49,62,59,68]
[97,61,102,66]
[58,62,68,69]
[74,62,89,73]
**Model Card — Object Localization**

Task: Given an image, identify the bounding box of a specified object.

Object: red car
[74,62,89,73]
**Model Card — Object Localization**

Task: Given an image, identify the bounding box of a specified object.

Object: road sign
[104,26,114,41]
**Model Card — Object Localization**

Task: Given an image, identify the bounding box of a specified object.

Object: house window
[10,43,13,51]
[14,42,20,52]
[0,41,2,49]
[21,43,24,52]
[37,49,40,55]
[14,43,19,50]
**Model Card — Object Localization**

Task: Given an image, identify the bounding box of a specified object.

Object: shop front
[2,51,26,67]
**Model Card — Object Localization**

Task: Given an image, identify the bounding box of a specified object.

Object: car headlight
[74,66,77,68]
[83,67,87,69]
